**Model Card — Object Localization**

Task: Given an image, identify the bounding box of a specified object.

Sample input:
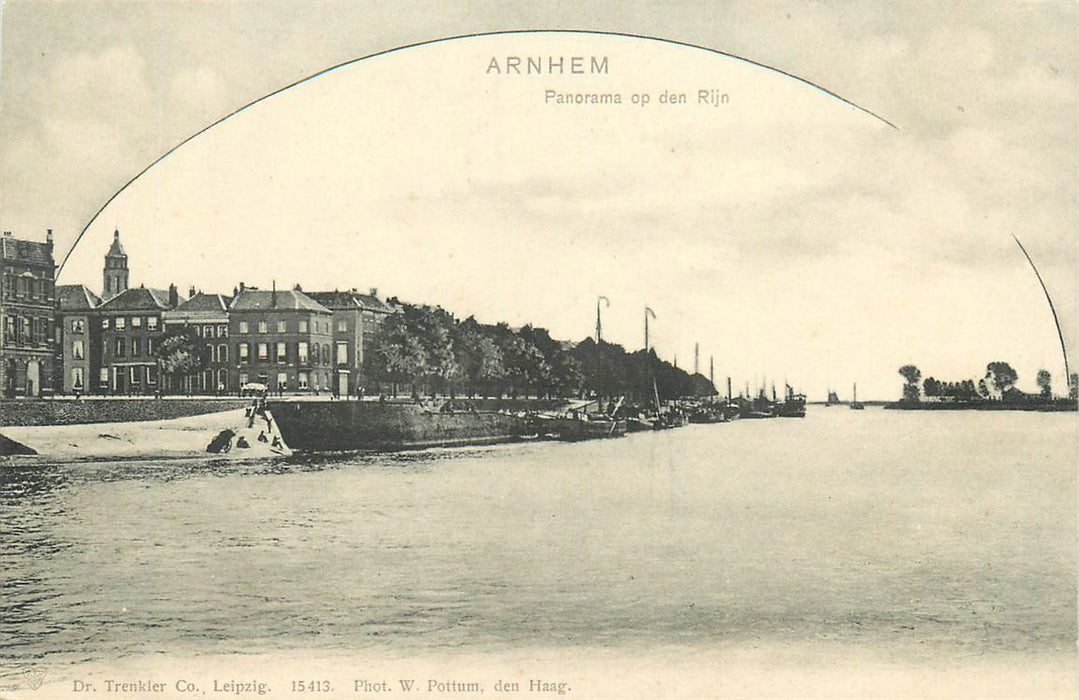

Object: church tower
[103,229,129,299]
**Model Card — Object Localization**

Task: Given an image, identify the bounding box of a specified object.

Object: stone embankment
[0,397,251,426]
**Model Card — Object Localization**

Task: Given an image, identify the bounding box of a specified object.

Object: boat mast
[595,296,609,344]
[1013,235,1070,391]
[644,306,656,352]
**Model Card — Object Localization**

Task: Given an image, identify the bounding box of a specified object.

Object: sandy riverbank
[0,408,290,462]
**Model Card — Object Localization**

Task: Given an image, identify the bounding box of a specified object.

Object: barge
[266,398,535,451]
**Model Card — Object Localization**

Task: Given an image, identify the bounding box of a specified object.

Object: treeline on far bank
[895,362,1078,405]
[362,303,717,400]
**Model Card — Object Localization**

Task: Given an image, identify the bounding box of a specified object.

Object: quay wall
[0,398,250,427]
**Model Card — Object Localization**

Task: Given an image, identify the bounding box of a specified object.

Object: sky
[1,1,1075,400]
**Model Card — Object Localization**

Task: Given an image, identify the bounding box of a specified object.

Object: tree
[923,376,941,398]
[898,364,922,402]
[1036,369,1052,399]
[985,361,1018,399]
[155,328,205,394]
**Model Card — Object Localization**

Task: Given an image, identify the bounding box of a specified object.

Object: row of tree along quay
[360,303,717,403]
[887,363,1079,411]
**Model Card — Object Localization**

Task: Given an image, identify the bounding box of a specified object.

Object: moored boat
[775,385,806,418]
[267,398,533,451]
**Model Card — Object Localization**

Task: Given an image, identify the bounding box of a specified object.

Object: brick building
[96,285,183,395]
[307,288,397,397]
[229,286,333,394]
[55,284,102,395]
[161,291,232,394]
[1,230,56,397]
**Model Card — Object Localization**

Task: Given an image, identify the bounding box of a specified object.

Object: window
[115,317,126,331]
[72,367,85,390]
[147,337,155,356]
[218,344,228,363]
[337,319,347,332]
[312,343,320,365]
[277,320,286,333]
[130,366,140,386]
[218,325,228,338]
[148,316,158,331]
[239,343,249,362]
[132,316,142,328]
[299,320,308,333]
[217,368,227,390]
[298,342,309,363]
[257,320,268,334]
[148,366,158,385]
[277,372,288,390]
[276,342,287,363]
[323,345,331,365]
[101,318,110,330]
[203,325,213,338]
[72,340,85,360]
[99,368,109,386]
[71,319,85,333]
[132,338,141,356]
[115,338,125,357]
[257,343,269,360]
[3,316,12,342]
[298,372,309,390]
[239,373,249,386]
[336,342,348,365]
[239,321,249,334]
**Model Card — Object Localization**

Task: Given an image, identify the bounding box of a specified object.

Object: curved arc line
[1012,234,1070,388]
[57,28,898,278]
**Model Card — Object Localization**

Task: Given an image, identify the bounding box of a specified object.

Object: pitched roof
[0,235,53,267]
[307,290,395,313]
[173,292,231,313]
[98,285,180,312]
[229,289,330,313]
[106,230,126,258]
[57,284,102,311]
[305,291,359,310]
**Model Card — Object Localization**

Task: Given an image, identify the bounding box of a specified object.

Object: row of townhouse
[0,230,57,397]
[0,228,398,398]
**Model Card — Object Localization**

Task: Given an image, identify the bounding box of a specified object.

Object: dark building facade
[96,285,182,395]
[55,284,102,395]
[229,287,333,394]
[162,291,232,394]
[307,288,397,397]
[1,230,56,397]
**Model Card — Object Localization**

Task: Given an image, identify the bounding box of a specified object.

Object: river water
[1,408,1075,694]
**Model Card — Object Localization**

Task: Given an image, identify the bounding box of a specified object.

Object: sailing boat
[826,390,841,406]
[850,382,865,410]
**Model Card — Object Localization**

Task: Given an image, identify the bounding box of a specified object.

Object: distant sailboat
[850,383,865,410]
[826,390,840,406]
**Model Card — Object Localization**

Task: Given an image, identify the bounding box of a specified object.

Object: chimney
[188,285,196,298]
[293,283,302,292]
[3,231,11,237]
[271,280,277,308]
[369,287,378,297]
[168,283,178,309]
